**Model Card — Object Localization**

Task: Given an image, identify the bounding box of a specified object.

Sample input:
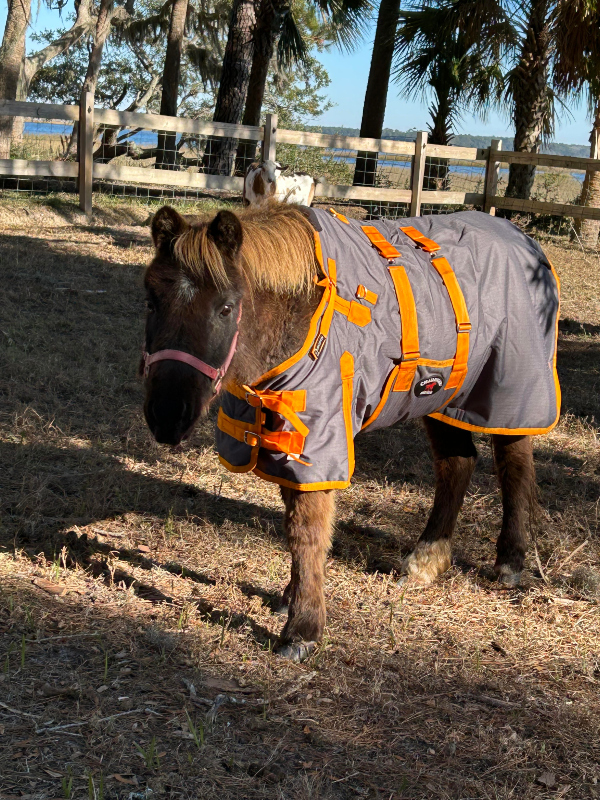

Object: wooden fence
[0,93,598,221]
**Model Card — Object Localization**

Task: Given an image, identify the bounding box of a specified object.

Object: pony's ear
[207,210,243,257]
[151,206,188,252]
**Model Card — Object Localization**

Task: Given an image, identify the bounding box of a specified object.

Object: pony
[141,202,560,662]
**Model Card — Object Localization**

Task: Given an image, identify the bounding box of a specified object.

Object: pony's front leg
[400,417,477,584]
[276,487,335,662]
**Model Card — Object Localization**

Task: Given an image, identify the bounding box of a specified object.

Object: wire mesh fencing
[0,115,78,196]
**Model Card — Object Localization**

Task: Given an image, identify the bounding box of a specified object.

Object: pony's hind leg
[276,487,335,662]
[492,434,535,586]
[400,417,477,584]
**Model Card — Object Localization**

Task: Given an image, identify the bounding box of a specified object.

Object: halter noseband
[143,305,241,394]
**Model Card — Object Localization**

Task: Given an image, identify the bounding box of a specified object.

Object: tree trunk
[506,0,552,200]
[157,0,190,169]
[424,87,452,191]
[0,0,32,158]
[203,0,256,174]
[68,0,117,159]
[234,0,286,174]
[353,0,401,186]
[574,99,600,248]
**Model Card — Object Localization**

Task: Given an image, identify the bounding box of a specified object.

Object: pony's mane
[173,203,317,295]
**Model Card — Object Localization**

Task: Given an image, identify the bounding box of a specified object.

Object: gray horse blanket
[216,209,560,491]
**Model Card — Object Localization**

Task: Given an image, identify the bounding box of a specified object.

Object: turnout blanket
[216,209,560,491]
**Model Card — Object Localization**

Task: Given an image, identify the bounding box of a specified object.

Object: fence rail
[0,95,597,222]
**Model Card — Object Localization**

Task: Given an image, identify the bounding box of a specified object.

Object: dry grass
[0,197,599,800]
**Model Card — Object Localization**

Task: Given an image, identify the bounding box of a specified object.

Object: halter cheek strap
[143,305,241,394]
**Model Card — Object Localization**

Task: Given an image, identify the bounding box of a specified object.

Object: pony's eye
[220,304,233,317]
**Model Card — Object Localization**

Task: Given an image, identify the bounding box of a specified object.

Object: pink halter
[143,305,241,393]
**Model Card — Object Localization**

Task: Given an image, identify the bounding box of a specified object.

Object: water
[23,123,585,182]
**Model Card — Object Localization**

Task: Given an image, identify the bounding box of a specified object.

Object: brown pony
[142,203,536,662]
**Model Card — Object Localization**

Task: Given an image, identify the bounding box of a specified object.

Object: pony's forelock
[168,203,317,296]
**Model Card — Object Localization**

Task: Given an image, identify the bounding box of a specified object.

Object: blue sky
[3,3,592,147]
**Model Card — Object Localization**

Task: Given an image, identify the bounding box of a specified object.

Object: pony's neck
[226,204,322,387]
[228,285,321,387]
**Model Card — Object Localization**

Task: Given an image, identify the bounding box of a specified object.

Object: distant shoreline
[307,126,590,159]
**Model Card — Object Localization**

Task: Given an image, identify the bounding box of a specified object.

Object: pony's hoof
[275,641,317,662]
[494,563,522,587]
[275,604,289,617]
[399,540,452,585]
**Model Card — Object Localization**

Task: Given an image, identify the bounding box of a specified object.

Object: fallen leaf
[32,578,66,596]
[45,769,63,778]
[537,771,557,788]
[110,774,137,785]
[137,545,151,553]
[96,685,109,693]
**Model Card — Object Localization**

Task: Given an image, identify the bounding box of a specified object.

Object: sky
[2,2,593,147]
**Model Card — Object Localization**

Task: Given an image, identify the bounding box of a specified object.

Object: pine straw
[0,201,599,800]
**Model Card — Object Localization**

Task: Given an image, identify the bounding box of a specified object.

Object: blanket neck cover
[216,209,560,491]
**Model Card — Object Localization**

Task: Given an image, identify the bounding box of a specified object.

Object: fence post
[262,113,277,162]
[484,138,502,215]
[79,91,94,214]
[410,130,427,217]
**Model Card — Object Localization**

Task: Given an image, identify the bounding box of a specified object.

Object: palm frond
[277,9,309,67]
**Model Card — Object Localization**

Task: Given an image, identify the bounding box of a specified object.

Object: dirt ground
[0,196,599,800]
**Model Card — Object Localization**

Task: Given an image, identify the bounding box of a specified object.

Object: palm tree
[394,0,510,190]
[504,0,554,199]
[202,0,257,173]
[353,0,401,186]
[232,0,367,173]
[233,0,301,173]
[553,0,600,246]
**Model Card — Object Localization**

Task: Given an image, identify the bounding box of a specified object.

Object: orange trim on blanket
[340,351,355,480]
[429,258,561,436]
[426,413,560,436]
[251,469,351,491]
[252,253,333,385]
[361,365,400,431]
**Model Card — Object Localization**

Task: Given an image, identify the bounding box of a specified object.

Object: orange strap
[362,226,401,261]
[356,284,378,305]
[329,208,349,224]
[310,257,337,360]
[218,410,309,463]
[400,226,441,253]
[431,256,471,391]
[388,266,420,392]
[334,296,371,327]
[244,387,309,437]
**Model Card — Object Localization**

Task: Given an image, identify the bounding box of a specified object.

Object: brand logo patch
[414,375,444,397]
[310,333,327,361]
